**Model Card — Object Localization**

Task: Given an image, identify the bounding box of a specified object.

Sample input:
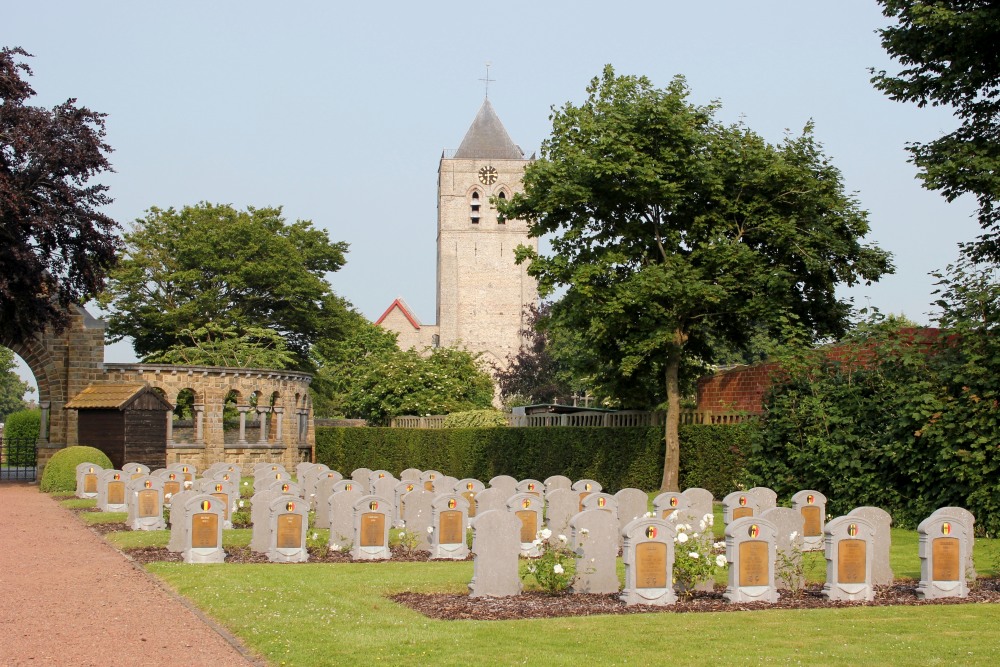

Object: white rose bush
[670,513,728,599]
[520,527,576,594]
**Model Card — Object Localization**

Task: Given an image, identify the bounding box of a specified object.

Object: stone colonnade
[103,363,314,469]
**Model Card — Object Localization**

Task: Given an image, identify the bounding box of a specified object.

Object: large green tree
[871,1,1000,261]
[1,47,119,345]
[100,203,351,370]
[500,67,893,490]
[0,347,32,421]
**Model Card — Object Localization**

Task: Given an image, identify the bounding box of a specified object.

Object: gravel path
[0,483,260,667]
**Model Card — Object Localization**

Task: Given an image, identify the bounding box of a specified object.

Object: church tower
[376,98,537,371]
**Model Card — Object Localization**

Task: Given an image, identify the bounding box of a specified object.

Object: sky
[3,1,980,388]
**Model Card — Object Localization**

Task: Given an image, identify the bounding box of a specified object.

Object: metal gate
[0,437,38,482]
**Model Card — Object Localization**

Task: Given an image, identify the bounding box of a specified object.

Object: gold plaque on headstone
[138,489,159,518]
[516,510,537,544]
[739,540,768,587]
[277,514,302,549]
[635,542,667,589]
[131,472,144,480]
[439,510,463,545]
[837,538,867,584]
[107,481,125,505]
[163,481,180,499]
[932,537,960,581]
[733,507,753,520]
[212,493,230,520]
[424,481,434,492]
[462,491,477,518]
[578,492,590,512]
[360,513,385,547]
[84,474,97,493]
[192,513,218,548]
[802,506,822,537]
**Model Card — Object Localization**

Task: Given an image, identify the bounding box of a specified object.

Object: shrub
[39,446,113,493]
[442,410,509,428]
[3,408,40,466]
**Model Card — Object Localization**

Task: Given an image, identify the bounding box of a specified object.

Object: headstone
[419,470,442,492]
[454,479,485,521]
[488,475,518,499]
[393,481,418,526]
[581,492,618,516]
[178,494,226,564]
[822,515,875,601]
[168,463,197,483]
[723,516,779,603]
[369,469,394,486]
[746,486,778,513]
[760,507,806,592]
[166,490,199,548]
[371,475,398,501]
[916,511,970,600]
[615,488,651,532]
[847,506,894,586]
[351,496,392,560]
[429,494,470,560]
[96,470,128,512]
[262,496,309,563]
[249,489,282,551]
[652,491,688,521]
[544,475,572,495]
[722,491,759,524]
[435,475,458,493]
[516,479,544,498]
[327,486,363,551]
[469,510,522,598]
[470,486,508,518]
[253,462,286,478]
[572,479,602,511]
[158,470,184,507]
[680,488,714,526]
[267,480,303,498]
[313,471,346,519]
[254,469,291,494]
[300,464,331,506]
[931,507,976,581]
[569,509,620,594]
[507,493,544,557]
[399,488,435,550]
[75,462,103,499]
[210,470,240,486]
[620,517,676,605]
[399,468,422,482]
[122,462,150,480]
[198,479,237,530]
[295,462,317,479]
[350,467,372,490]
[544,488,579,547]
[126,476,166,531]
[791,490,827,551]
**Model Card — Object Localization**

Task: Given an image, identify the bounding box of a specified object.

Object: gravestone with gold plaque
[122,462,150,480]
[507,493,544,557]
[453,478,485,523]
[351,495,392,560]
[582,492,621,547]
[653,491,689,521]
[393,480,418,527]
[571,479,602,512]
[621,517,676,605]
[419,469,442,493]
[723,516,779,603]
[429,494,470,560]
[252,462,286,478]
[126,475,166,531]
[155,470,184,507]
[167,462,197,484]
[791,490,827,551]
[931,507,976,582]
[267,479,303,498]
[367,469,393,494]
[253,469,290,495]
[516,478,544,498]
[571,508,621,595]
[198,478,237,529]
[848,506,893,585]
[75,462,104,499]
[722,491,760,525]
[264,495,309,563]
[96,469,128,512]
[326,485,363,551]
[916,512,970,599]
[821,515,875,601]
[179,494,225,563]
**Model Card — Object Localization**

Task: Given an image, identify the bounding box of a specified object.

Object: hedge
[2,408,40,466]
[315,423,752,497]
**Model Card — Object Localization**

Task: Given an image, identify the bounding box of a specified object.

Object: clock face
[478,165,498,185]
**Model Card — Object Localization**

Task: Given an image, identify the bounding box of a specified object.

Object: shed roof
[65,383,172,411]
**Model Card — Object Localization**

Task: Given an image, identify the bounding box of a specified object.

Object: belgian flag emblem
[748,524,760,539]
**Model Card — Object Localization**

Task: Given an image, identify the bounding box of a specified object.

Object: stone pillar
[166,411,174,446]
[38,402,51,445]
[273,407,284,441]
[257,407,271,444]
[194,404,205,445]
[237,406,250,445]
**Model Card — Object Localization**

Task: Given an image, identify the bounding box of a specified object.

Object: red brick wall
[696,362,781,416]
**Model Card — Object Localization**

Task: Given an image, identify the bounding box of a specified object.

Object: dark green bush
[315,423,750,496]
[39,445,113,493]
[3,408,40,466]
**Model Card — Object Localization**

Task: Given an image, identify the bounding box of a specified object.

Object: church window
[470,191,481,224]
[496,191,506,224]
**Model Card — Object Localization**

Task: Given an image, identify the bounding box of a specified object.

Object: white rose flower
[164,493,172,500]
[427,526,434,533]
[311,532,318,540]
[243,481,249,486]
[716,554,728,567]
[699,520,707,532]
[580,528,589,536]
[676,523,687,533]
[558,534,568,543]
[238,500,245,508]
[668,510,679,521]
[693,533,700,539]
[532,538,542,546]
[703,513,714,526]
[713,541,725,550]
[676,532,689,544]
[689,551,699,559]
[790,531,798,540]
[553,564,564,574]
[644,511,654,518]
[539,528,552,540]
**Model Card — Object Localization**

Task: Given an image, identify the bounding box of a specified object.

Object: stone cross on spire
[479,62,495,99]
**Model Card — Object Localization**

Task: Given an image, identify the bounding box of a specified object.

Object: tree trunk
[660,335,683,491]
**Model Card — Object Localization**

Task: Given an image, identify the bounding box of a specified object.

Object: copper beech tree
[0,47,119,345]
[500,67,893,491]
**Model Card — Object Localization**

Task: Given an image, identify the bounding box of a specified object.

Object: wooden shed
[65,383,172,470]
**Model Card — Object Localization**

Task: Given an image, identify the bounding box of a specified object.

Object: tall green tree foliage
[872,1,1000,261]
[0,347,31,420]
[312,317,495,424]
[500,67,892,490]
[100,203,351,370]
[1,47,119,345]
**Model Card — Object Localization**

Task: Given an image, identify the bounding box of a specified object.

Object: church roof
[454,99,524,160]
[375,298,422,330]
